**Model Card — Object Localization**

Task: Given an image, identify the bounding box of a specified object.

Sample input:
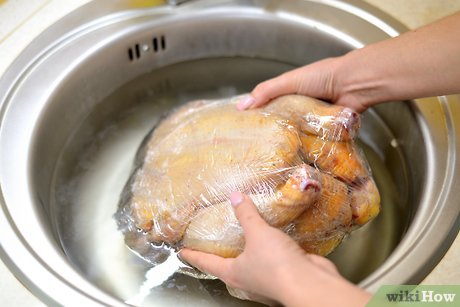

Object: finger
[250,72,299,108]
[179,248,233,279]
[236,70,299,110]
[229,191,268,238]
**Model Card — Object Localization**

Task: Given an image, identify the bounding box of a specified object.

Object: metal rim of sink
[0,0,459,306]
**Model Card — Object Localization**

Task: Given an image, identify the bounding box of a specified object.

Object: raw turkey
[115,94,380,292]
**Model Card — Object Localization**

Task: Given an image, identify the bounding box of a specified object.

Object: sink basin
[0,0,459,306]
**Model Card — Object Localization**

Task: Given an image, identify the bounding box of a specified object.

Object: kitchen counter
[0,0,459,306]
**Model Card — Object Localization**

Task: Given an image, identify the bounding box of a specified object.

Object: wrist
[275,259,371,307]
[273,260,328,306]
[333,49,385,112]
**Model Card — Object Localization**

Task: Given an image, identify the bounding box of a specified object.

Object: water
[54,94,267,306]
[52,57,405,306]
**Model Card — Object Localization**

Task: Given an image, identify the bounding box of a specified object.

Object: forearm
[336,11,460,108]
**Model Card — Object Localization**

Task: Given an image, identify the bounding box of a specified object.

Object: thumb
[229,191,268,237]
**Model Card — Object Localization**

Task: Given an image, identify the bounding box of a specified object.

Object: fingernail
[236,95,255,110]
[229,191,244,207]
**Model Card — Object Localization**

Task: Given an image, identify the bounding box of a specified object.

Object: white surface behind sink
[0,0,459,306]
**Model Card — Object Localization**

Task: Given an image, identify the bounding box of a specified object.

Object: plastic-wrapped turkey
[115,94,380,289]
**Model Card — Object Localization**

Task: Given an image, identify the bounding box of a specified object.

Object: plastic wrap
[115,94,380,280]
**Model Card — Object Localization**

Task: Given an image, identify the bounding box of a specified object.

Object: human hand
[237,11,460,113]
[179,191,371,307]
[236,57,370,113]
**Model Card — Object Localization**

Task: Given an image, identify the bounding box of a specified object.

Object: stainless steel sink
[0,0,459,306]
